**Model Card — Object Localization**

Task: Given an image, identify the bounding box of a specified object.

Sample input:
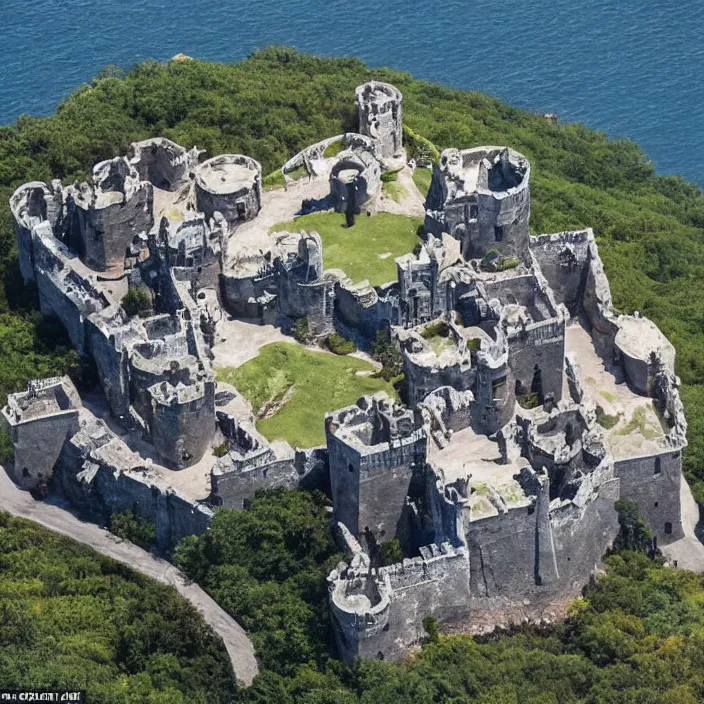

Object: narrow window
[665,522,672,535]
[494,225,504,241]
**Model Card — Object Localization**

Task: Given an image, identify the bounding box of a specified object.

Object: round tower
[195,154,262,225]
[355,82,403,158]
[425,146,531,264]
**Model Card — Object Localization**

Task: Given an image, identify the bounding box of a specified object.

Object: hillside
[0,512,237,703]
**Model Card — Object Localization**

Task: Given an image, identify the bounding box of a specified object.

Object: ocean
[0,0,702,185]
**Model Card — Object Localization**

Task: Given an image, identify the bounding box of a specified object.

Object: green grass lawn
[216,342,396,447]
[412,167,433,198]
[270,212,423,286]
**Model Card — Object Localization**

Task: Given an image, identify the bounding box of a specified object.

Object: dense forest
[3,47,704,703]
[0,512,237,703]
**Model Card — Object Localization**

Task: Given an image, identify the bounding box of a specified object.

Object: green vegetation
[379,538,404,566]
[325,332,355,355]
[382,180,406,203]
[0,512,237,703]
[596,405,621,429]
[215,343,396,447]
[412,167,433,198]
[403,124,441,165]
[613,499,655,554]
[291,316,310,344]
[380,170,399,182]
[480,248,521,272]
[109,510,157,550]
[371,329,403,381]
[173,490,341,676]
[262,168,285,190]
[121,285,152,318]
[212,441,229,458]
[421,319,450,340]
[323,140,345,158]
[517,392,541,410]
[271,211,422,286]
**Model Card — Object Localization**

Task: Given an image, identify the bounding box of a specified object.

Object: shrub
[121,285,152,318]
[379,538,404,565]
[517,392,540,409]
[0,430,14,465]
[380,170,399,183]
[212,441,229,457]
[371,329,403,379]
[326,333,355,355]
[291,316,310,343]
[403,125,441,165]
[613,499,654,555]
[596,405,620,429]
[262,169,285,189]
[109,509,156,550]
[421,319,449,339]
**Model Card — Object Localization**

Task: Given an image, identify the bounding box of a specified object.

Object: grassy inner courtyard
[216,342,396,448]
[270,212,423,286]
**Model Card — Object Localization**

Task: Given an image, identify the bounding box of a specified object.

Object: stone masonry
[5,80,688,664]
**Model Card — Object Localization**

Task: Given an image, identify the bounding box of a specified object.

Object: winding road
[0,467,259,685]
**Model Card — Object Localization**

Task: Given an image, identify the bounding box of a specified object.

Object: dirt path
[661,476,704,573]
[0,467,259,685]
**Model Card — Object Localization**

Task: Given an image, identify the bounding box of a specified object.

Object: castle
[4,81,687,663]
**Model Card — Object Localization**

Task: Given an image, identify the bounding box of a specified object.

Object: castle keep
[5,81,687,661]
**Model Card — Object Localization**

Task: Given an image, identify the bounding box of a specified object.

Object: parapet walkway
[0,466,259,685]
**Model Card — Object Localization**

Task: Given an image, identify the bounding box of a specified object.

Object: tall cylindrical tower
[355,82,403,158]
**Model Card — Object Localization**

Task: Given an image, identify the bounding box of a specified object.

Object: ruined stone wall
[55,438,213,551]
[507,318,565,403]
[3,410,79,490]
[87,323,132,421]
[32,230,92,354]
[65,184,154,274]
[582,239,619,358]
[194,155,262,225]
[151,380,216,469]
[129,138,195,191]
[614,450,683,543]
[358,547,470,662]
[328,424,427,540]
[333,279,400,340]
[355,82,403,158]
[529,231,591,313]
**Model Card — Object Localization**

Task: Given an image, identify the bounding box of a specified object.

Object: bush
[0,430,14,465]
[212,441,229,457]
[596,405,620,429]
[109,509,157,550]
[380,170,399,183]
[121,285,152,318]
[262,168,285,189]
[371,329,403,379]
[403,125,441,165]
[421,319,449,339]
[291,316,309,343]
[613,499,654,555]
[326,333,355,355]
[379,538,404,565]
[517,392,540,410]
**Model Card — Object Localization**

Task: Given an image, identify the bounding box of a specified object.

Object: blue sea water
[0,0,702,185]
